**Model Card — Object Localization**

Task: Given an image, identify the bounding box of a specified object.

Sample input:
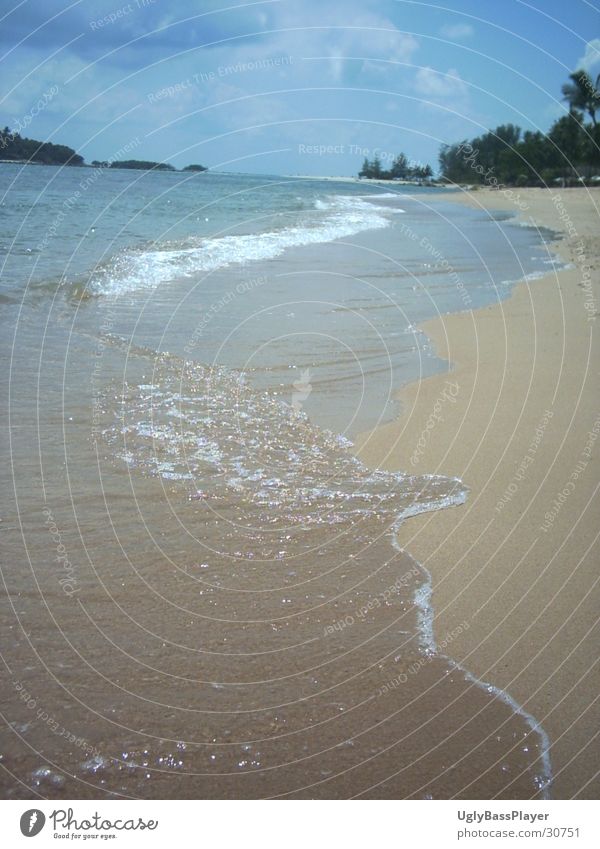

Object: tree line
[0,127,83,165]
[359,153,433,180]
[356,70,600,186]
[90,160,176,171]
[439,70,600,186]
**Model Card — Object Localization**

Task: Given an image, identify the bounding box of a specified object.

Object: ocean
[0,163,558,798]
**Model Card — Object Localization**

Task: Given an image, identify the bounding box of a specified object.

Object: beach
[356,187,600,799]
[1,166,568,800]
[2,0,600,834]
[0,162,595,802]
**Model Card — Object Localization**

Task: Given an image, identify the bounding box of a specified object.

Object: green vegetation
[91,160,208,172]
[359,153,433,181]
[438,115,599,186]
[0,129,209,173]
[562,70,600,127]
[438,71,600,187]
[0,127,83,165]
[356,71,600,187]
[109,160,176,171]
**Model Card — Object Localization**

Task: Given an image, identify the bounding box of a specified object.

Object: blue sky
[1,0,598,175]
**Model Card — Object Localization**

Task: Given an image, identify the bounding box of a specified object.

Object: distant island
[89,160,208,172]
[1,126,83,166]
[0,127,208,173]
[91,159,176,171]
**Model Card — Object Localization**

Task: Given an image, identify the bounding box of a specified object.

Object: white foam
[87,195,400,297]
[356,192,406,200]
[390,491,553,798]
[501,270,552,287]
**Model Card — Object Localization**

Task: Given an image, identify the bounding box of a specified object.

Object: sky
[0,0,598,175]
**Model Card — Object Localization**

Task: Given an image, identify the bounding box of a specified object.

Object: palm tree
[562,69,600,126]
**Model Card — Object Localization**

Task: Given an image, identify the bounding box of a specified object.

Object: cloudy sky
[1,0,598,175]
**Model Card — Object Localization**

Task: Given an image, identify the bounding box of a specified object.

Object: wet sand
[356,187,600,798]
[0,350,549,800]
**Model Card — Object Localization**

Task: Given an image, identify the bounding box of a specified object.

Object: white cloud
[273,3,419,82]
[413,67,473,127]
[575,39,600,73]
[351,21,419,64]
[414,66,469,99]
[439,23,474,41]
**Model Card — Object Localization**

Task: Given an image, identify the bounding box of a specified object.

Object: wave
[99,353,462,524]
[79,195,403,298]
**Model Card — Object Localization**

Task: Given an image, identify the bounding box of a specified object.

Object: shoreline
[390,515,553,797]
[355,187,600,799]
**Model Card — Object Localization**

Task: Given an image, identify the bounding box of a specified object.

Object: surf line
[389,482,552,798]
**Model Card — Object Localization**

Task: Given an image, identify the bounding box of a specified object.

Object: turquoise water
[1,164,560,435]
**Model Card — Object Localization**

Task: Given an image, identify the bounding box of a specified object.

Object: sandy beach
[1,171,565,801]
[356,187,600,799]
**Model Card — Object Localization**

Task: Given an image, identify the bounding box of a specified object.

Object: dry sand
[356,187,600,799]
